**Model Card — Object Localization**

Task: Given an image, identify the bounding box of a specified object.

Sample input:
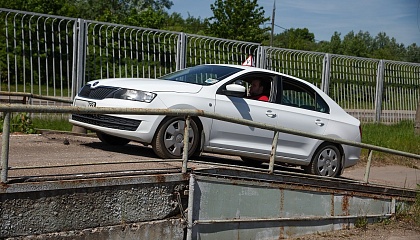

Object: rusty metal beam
[194,214,392,224]
[0,91,73,104]
[192,168,417,200]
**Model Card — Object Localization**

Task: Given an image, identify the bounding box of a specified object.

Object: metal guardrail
[1,103,420,184]
[0,91,73,104]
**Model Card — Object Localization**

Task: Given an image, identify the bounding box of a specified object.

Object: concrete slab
[342,165,420,190]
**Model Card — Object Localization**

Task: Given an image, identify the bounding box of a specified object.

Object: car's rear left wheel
[153,117,200,159]
[305,143,341,177]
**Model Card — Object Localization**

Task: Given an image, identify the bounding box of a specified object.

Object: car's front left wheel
[152,117,200,159]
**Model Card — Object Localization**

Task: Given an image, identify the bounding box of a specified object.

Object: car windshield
[158,65,243,85]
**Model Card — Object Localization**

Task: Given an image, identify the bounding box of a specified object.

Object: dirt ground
[290,219,420,240]
[295,163,420,240]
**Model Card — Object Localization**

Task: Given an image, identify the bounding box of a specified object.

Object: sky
[168,0,420,46]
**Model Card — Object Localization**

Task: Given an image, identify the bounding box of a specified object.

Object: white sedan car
[70,64,361,177]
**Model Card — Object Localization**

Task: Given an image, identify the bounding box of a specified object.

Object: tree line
[1,0,419,63]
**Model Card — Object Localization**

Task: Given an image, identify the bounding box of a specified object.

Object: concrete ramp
[187,168,416,240]
[1,167,417,239]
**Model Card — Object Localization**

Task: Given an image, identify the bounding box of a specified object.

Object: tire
[152,117,200,159]
[240,156,263,166]
[96,132,130,146]
[305,144,341,177]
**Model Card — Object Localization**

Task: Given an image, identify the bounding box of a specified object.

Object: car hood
[87,78,203,93]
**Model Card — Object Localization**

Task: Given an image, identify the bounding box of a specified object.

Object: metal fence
[1,8,419,123]
[0,9,76,100]
[83,21,181,82]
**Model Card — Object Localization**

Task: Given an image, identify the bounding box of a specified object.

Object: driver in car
[248,79,269,102]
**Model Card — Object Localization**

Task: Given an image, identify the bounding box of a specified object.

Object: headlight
[108,89,157,103]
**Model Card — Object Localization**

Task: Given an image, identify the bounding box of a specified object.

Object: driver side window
[241,76,272,102]
[217,75,273,102]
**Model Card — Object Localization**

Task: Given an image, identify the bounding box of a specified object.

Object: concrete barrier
[72,125,87,134]
[1,173,189,238]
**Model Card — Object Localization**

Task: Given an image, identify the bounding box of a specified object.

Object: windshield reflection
[158,65,243,85]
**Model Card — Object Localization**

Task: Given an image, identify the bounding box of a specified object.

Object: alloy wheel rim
[317,148,339,177]
[163,120,194,156]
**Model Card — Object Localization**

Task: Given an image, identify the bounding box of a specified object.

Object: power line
[271,24,323,43]
[273,23,288,31]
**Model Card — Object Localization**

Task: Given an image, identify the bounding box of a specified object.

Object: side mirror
[225,84,246,97]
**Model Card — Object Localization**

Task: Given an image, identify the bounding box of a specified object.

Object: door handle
[266,110,276,118]
[315,119,324,126]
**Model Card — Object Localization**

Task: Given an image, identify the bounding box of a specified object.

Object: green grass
[32,115,73,132]
[362,121,420,154]
[360,120,420,167]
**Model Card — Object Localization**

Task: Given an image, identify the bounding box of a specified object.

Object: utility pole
[270,0,276,46]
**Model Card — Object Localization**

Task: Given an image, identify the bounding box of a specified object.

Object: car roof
[202,64,301,79]
[203,64,272,72]
[202,64,315,86]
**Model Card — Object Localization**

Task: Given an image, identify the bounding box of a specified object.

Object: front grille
[72,114,141,131]
[78,85,120,100]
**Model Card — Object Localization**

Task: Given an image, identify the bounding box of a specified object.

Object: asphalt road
[1,132,419,189]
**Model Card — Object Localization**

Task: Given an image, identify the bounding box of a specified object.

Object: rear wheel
[152,117,199,159]
[305,144,341,177]
[96,132,130,146]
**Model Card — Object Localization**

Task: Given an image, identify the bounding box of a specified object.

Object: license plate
[75,99,96,107]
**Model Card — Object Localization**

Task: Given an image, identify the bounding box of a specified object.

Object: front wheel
[152,117,200,159]
[305,144,341,177]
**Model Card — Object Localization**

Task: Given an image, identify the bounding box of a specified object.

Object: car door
[209,77,278,155]
[273,77,331,162]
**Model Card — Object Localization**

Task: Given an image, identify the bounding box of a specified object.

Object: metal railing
[1,103,419,185]
[0,91,73,104]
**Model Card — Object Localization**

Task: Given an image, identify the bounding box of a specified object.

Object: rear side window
[279,79,329,114]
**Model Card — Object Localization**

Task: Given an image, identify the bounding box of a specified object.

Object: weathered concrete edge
[6,219,185,240]
[1,173,190,238]
[1,173,189,194]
